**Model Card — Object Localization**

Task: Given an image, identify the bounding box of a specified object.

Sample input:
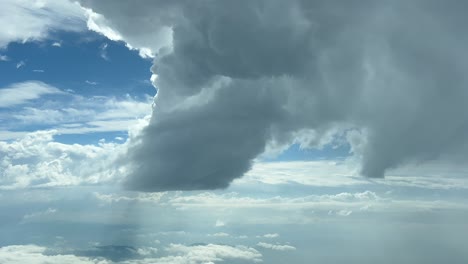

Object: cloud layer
[77,0,468,191]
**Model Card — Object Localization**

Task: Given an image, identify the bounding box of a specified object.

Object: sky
[1,0,468,263]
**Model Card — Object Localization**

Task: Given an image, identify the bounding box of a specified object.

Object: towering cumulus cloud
[78,0,468,191]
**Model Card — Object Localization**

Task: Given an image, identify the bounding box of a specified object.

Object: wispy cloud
[0,81,64,108]
[0,0,85,48]
[16,60,25,69]
[85,80,98,85]
[257,242,296,251]
[99,43,109,60]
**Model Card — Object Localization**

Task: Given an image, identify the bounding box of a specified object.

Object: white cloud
[16,60,25,69]
[81,7,171,59]
[32,69,45,73]
[0,245,102,264]
[256,242,296,251]
[99,43,109,60]
[2,92,152,139]
[0,0,85,48]
[237,160,468,190]
[83,8,123,42]
[0,130,126,190]
[85,80,98,85]
[52,42,62,47]
[94,192,165,204]
[161,243,262,264]
[262,233,279,238]
[0,243,261,264]
[215,220,225,227]
[0,81,64,108]
[208,232,229,238]
[0,55,9,61]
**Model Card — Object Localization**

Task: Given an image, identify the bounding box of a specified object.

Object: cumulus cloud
[76,1,468,191]
[0,130,125,189]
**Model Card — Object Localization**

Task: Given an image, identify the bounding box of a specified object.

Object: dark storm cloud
[79,0,468,191]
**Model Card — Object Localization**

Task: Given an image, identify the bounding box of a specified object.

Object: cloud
[76,1,468,191]
[0,55,9,61]
[0,245,102,264]
[52,42,62,47]
[94,192,165,204]
[16,60,25,69]
[21,208,57,223]
[0,81,64,108]
[214,220,225,227]
[85,80,98,85]
[0,130,125,189]
[208,232,229,238]
[0,0,85,48]
[1,92,152,139]
[99,43,109,60]
[0,243,262,264]
[80,4,170,58]
[256,242,296,251]
[10,243,261,264]
[262,233,279,238]
[162,243,262,264]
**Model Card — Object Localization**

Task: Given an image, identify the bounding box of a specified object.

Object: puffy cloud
[0,0,85,48]
[0,130,125,189]
[76,1,468,191]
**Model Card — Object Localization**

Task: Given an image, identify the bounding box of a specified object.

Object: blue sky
[1,1,468,264]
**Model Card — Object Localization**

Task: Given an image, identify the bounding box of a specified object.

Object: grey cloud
[79,0,468,190]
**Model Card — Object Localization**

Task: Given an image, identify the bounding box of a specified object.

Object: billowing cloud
[77,1,468,191]
[0,130,124,189]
